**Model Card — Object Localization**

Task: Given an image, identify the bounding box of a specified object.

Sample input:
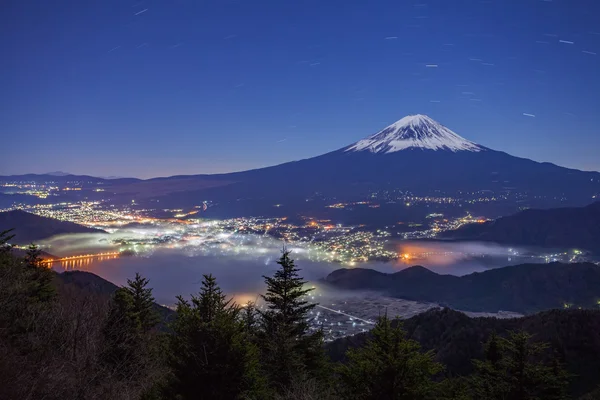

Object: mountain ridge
[108,115,600,206]
[324,262,600,314]
[2,115,599,209]
[326,308,600,398]
[442,201,600,253]
[0,210,105,244]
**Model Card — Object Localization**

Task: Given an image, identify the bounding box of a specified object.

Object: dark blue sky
[1,0,599,178]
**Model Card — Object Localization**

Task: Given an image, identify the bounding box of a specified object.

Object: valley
[2,115,600,343]
[5,2,600,397]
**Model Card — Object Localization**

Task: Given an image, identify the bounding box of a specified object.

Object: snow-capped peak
[345,114,482,153]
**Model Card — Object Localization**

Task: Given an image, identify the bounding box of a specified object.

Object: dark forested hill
[0,210,105,244]
[324,262,600,314]
[442,201,600,253]
[58,270,121,295]
[327,308,600,398]
[57,270,175,326]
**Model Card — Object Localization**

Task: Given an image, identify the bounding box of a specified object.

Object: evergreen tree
[242,300,258,335]
[25,243,42,267]
[125,272,160,332]
[0,229,14,258]
[258,250,328,391]
[102,287,142,377]
[197,273,231,321]
[471,331,508,398]
[337,315,442,400]
[167,274,267,400]
[0,237,56,351]
[24,243,56,303]
[485,332,502,367]
[101,273,161,379]
[471,331,569,400]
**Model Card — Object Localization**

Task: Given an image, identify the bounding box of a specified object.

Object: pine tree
[167,274,267,400]
[101,273,161,379]
[125,273,160,332]
[471,331,507,398]
[102,287,141,377]
[485,332,502,367]
[338,314,442,400]
[242,300,258,335]
[25,243,42,267]
[258,250,328,391]
[24,243,56,303]
[196,273,231,321]
[471,331,570,400]
[0,229,14,258]
[0,238,57,350]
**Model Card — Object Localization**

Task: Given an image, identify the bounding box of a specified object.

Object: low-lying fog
[41,231,546,306]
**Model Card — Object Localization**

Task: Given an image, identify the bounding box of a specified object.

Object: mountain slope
[0,210,105,244]
[324,262,600,314]
[6,115,600,210]
[327,308,600,398]
[132,115,600,209]
[57,270,175,326]
[442,201,600,253]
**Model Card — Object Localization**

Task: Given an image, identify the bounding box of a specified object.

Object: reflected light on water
[50,254,120,271]
[394,243,464,266]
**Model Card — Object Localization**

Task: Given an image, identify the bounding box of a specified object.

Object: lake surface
[50,238,543,305]
[52,250,344,305]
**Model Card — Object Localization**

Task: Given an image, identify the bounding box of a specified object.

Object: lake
[48,235,543,305]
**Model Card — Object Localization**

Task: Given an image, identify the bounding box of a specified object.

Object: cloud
[42,230,547,305]
[45,231,337,305]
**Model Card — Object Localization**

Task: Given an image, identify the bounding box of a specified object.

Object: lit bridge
[42,252,121,269]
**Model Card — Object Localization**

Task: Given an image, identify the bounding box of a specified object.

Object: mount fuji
[344,114,483,153]
[65,115,600,213]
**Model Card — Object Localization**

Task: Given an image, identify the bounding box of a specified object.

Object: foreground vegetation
[1,229,599,399]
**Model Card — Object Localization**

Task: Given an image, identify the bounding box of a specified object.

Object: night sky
[1,0,599,178]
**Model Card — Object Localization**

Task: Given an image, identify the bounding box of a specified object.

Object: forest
[1,228,599,400]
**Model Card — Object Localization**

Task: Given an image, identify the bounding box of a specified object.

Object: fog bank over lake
[45,232,546,305]
[52,249,340,305]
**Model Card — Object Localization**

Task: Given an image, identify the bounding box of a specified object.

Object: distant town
[2,177,594,271]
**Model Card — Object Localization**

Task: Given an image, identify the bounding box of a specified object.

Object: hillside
[0,210,105,244]
[5,117,599,218]
[442,201,600,253]
[57,270,175,326]
[7,115,589,213]
[324,262,600,314]
[327,308,600,398]
[57,270,122,295]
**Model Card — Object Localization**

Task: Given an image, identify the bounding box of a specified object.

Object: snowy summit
[345,114,482,153]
